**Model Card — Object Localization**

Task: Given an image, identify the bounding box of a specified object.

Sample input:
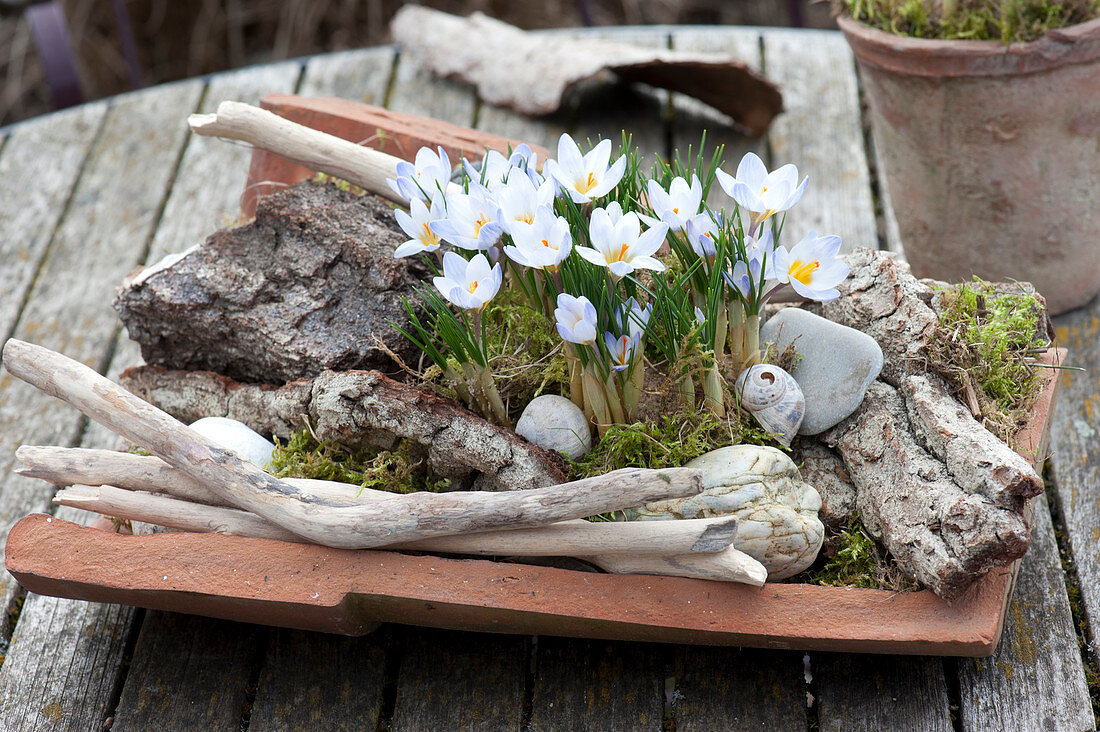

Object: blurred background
[0,0,834,127]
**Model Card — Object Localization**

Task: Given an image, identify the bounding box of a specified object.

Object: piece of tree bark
[52,483,742,558]
[119,364,569,492]
[115,179,428,384]
[3,339,704,550]
[902,373,1043,511]
[790,440,856,531]
[390,7,783,137]
[824,382,1031,600]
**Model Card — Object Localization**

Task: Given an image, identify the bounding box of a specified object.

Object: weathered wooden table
[0,25,1096,731]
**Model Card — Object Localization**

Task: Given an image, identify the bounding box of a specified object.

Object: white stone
[515,394,592,459]
[641,445,824,580]
[189,416,277,468]
[761,307,883,435]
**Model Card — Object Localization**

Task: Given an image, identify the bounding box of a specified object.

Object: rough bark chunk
[120,365,568,492]
[791,441,856,532]
[115,180,426,384]
[825,383,1030,600]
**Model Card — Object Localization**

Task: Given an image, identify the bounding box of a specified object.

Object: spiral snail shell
[735,364,805,447]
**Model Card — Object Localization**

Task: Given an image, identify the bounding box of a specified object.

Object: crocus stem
[460,361,491,417]
[564,344,585,412]
[742,313,761,370]
[728,300,745,367]
[478,366,512,430]
[603,372,626,425]
[702,362,725,418]
[444,366,474,406]
[581,368,613,436]
[713,304,728,359]
[623,358,644,422]
[678,371,696,410]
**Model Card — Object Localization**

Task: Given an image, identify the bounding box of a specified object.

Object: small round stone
[761,307,884,435]
[515,394,592,459]
[189,416,277,467]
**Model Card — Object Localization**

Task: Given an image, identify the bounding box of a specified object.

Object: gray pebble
[761,307,883,435]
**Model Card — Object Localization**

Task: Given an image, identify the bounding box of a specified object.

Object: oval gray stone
[761,307,883,435]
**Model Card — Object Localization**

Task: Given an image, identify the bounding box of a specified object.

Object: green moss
[480,288,570,421]
[843,0,1099,42]
[124,445,152,456]
[311,172,368,196]
[809,516,880,589]
[266,429,449,495]
[931,278,1049,441]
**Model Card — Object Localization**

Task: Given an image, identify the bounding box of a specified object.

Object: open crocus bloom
[433,251,502,311]
[496,174,556,235]
[504,208,572,271]
[393,193,446,259]
[388,146,452,202]
[430,185,503,251]
[554,293,598,345]
[544,134,626,204]
[604,330,641,371]
[771,231,848,301]
[644,175,702,232]
[716,152,807,226]
[576,207,668,279]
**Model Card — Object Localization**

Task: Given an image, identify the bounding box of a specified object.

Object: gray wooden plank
[868,124,906,258]
[670,27,765,210]
[391,629,526,732]
[0,79,204,616]
[528,637,665,732]
[1049,297,1100,654]
[387,48,476,126]
[815,654,952,732]
[248,628,388,730]
[299,47,395,104]
[111,612,262,731]
[566,28,670,174]
[763,30,878,252]
[956,498,1095,731]
[0,102,106,342]
[673,646,807,731]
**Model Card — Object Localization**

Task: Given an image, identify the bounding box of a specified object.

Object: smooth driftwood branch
[28,447,739,555]
[586,549,767,586]
[3,339,704,549]
[53,484,742,559]
[189,101,450,205]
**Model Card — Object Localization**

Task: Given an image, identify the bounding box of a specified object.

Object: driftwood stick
[4,339,704,549]
[32,448,739,555]
[54,485,742,563]
[587,550,768,586]
[189,101,432,205]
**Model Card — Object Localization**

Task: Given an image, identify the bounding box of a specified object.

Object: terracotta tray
[3,96,1066,656]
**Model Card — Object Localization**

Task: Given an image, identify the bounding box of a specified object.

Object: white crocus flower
[716,152,808,226]
[554,293,598,345]
[430,185,503,251]
[576,207,668,279]
[393,193,446,259]
[616,297,652,340]
[432,252,502,311]
[387,146,451,202]
[723,258,763,299]
[496,174,557,235]
[504,208,573,271]
[544,134,626,204]
[645,175,703,231]
[744,229,776,266]
[604,331,641,372]
[771,231,848,302]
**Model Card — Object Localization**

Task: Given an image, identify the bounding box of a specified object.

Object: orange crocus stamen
[789,259,819,285]
[578,171,598,194]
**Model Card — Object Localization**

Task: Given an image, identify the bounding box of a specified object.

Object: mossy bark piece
[792,440,857,531]
[825,382,1031,600]
[902,373,1043,511]
[119,364,568,492]
[114,179,427,384]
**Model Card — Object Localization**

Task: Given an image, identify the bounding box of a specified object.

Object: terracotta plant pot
[838,16,1100,315]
